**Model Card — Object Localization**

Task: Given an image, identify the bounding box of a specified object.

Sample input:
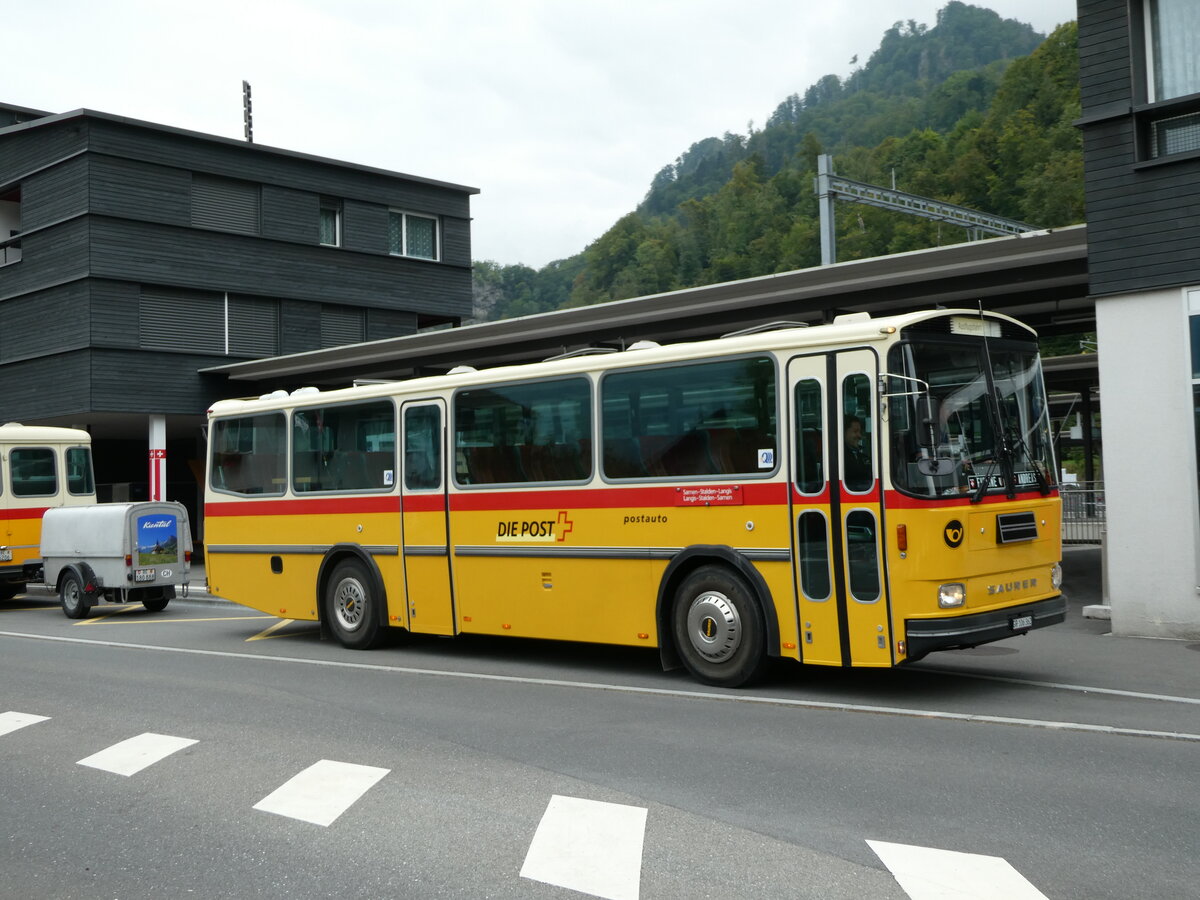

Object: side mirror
[917,395,941,448]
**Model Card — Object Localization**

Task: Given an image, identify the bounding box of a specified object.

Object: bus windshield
[887,338,1057,499]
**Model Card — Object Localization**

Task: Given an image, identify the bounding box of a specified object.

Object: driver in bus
[843,415,872,491]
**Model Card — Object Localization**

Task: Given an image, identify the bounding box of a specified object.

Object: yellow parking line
[79,606,143,624]
[77,613,277,625]
[246,619,302,641]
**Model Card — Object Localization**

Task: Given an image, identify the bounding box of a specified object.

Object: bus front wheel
[324,558,382,650]
[672,564,766,688]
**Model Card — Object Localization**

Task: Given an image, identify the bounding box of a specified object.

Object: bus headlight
[1051,562,1063,590]
[938,583,965,608]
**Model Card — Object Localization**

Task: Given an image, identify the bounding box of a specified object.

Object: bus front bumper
[903,594,1067,661]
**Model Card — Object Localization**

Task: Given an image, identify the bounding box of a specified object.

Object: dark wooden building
[1077,0,1200,639]
[0,103,477,523]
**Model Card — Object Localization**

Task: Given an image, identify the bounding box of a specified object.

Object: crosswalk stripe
[252,759,390,827]
[868,839,1048,900]
[77,732,199,776]
[0,711,50,737]
[520,794,647,900]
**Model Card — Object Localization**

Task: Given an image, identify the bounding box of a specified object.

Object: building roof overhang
[204,224,1090,388]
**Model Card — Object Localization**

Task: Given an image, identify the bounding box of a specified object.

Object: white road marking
[868,840,1048,900]
[77,732,198,776]
[0,711,50,736]
[3,631,1199,743]
[521,794,647,900]
[253,759,390,827]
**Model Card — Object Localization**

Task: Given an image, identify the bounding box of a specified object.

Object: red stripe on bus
[206,482,789,517]
[447,483,787,510]
[206,496,400,517]
[882,488,1058,509]
[0,507,50,521]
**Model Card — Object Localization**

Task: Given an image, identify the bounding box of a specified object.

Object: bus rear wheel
[672,564,766,688]
[324,558,382,650]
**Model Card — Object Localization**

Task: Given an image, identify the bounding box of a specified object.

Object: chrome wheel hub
[685,590,741,662]
[333,576,366,631]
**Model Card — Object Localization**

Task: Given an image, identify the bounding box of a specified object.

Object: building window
[1147,0,1200,103]
[1141,0,1200,159]
[0,185,20,266]
[320,304,365,347]
[319,197,341,247]
[139,289,278,356]
[388,211,439,260]
[191,174,260,235]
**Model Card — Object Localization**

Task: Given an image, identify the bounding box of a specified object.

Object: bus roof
[0,427,92,448]
[0,423,92,444]
[207,308,1036,418]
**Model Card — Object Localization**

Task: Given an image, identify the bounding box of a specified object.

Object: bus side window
[794,378,824,493]
[10,447,57,497]
[405,406,441,491]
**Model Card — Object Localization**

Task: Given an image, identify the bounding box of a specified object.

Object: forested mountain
[471,2,1081,322]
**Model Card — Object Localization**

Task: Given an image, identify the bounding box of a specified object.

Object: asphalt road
[1,577,1197,899]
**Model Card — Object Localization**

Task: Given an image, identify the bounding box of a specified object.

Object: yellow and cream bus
[0,423,96,598]
[204,309,1064,686]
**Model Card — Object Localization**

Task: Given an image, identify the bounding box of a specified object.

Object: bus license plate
[0,548,10,562]
[134,568,156,583]
[1011,614,1034,631]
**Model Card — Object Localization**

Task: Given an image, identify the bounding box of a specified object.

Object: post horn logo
[944,520,964,548]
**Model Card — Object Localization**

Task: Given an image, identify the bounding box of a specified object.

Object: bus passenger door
[787,356,842,665]
[833,349,891,666]
[400,401,456,636]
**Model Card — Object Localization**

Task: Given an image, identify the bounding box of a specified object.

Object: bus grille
[996,511,1038,543]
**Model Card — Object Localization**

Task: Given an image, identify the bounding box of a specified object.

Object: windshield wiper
[1008,428,1052,496]
[970,393,1017,504]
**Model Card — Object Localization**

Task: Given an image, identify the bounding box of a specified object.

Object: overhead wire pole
[815,154,1040,265]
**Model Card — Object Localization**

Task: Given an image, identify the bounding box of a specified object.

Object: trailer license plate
[134,568,156,583]
[0,549,10,562]
[1011,614,1034,631]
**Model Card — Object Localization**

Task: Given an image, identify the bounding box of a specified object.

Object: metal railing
[1060,481,1105,543]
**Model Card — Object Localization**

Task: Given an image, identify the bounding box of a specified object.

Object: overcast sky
[8,1,1076,269]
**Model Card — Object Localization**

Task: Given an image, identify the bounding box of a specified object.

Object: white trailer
[40,501,192,618]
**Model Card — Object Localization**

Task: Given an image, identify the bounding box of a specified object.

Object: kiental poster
[137,513,179,563]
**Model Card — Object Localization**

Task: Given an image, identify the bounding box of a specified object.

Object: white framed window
[388,211,439,261]
[1146,0,1200,103]
[319,197,341,247]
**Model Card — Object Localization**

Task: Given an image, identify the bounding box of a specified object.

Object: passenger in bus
[843,415,872,491]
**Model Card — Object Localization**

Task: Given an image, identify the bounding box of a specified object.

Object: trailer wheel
[0,584,23,601]
[324,558,382,649]
[142,595,170,612]
[59,571,91,620]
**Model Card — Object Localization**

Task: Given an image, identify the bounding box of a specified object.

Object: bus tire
[672,564,766,687]
[324,558,382,650]
[59,571,91,620]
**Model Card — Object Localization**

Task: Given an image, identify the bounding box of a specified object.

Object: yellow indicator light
[637,632,649,640]
[783,641,797,650]
[897,524,908,552]
[462,615,472,622]
[502,623,512,630]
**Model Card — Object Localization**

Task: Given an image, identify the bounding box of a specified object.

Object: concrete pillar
[149,415,166,501]
[817,154,836,266]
